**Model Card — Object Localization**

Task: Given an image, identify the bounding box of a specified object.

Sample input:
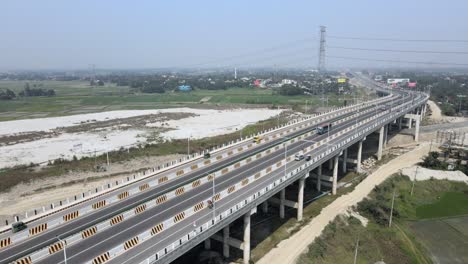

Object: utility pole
[411,167,418,196]
[389,188,396,228]
[318,26,326,72]
[353,236,360,264]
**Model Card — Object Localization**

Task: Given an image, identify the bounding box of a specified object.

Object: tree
[0,89,16,100]
[279,85,303,96]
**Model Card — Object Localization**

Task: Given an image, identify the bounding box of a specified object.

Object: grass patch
[416,191,468,219]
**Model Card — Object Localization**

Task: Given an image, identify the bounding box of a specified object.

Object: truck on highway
[317,122,331,135]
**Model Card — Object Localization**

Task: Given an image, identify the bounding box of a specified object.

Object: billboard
[387,78,409,85]
[408,82,417,88]
[337,78,347,83]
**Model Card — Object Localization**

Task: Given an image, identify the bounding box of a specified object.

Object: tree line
[0,83,56,100]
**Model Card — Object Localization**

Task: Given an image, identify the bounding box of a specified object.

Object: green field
[298,175,468,264]
[0,80,360,121]
[416,192,468,219]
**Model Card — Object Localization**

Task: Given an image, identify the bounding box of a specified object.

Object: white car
[295,154,304,161]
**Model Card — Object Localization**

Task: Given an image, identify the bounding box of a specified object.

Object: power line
[328,35,468,43]
[175,37,315,68]
[326,55,468,67]
[328,45,468,55]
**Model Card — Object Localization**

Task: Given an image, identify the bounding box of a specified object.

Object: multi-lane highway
[0,79,428,264]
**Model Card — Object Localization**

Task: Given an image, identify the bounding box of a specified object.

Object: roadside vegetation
[420,150,468,174]
[298,174,468,264]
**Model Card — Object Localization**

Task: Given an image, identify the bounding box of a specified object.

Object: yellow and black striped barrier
[173,212,185,223]
[176,170,184,176]
[190,164,198,170]
[110,215,124,225]
[139,183,149,191]
[151,223,164,235]
[15,256,32,264]
[48,241,64,254]
[82,226,98,239]
[175,187,185,196]
[117,191,129,200]
[123,237,139,250]
[0,237,11,249]
[134,204,146,214]
[63,211,79,222]
[156,195,167,205]
[158,176,168,184]
[92,200,106,210]
[29,223,47,236]
[227,186,235,194]
[194,202,204,212]
[192,180,201,188]
[92,252,110,264]
[241,179,249,186]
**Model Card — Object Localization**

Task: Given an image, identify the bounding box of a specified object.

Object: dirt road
[427,100,442,121]
[257,142,431,264]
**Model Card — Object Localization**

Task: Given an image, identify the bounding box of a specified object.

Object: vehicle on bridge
[295,152,305,161]
[204,152,211,159]
[317,123,332,135]
[12,221,27,233]
[253,136,263,143]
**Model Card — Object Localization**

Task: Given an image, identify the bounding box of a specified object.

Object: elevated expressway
[0,82,428,264]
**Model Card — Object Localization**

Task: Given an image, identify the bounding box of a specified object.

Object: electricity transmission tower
[318,26,326,72]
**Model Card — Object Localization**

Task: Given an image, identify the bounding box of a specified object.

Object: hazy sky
[1,0,467,70]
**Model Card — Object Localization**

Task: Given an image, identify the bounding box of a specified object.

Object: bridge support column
[204,238,211,250]
[297,177,305,221]
[356,138,364,173]
[342,148,348,173]
[223,225,230,258]
[279,188,285,219]
[398,117,402,130]
[332,155,339,195]
[377,126,384,160]
[384,124,388,148]
[316,164,322,191]
[415,116,420,142]
[408,117,412,129]
[243,213,251,264]
[262,201,268,214]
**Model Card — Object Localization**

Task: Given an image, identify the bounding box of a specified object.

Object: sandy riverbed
[0,108,283,168]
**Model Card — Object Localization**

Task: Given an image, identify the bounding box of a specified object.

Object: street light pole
[56,237,67,264]
[187,136,190,157]
[211,174,216,222]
